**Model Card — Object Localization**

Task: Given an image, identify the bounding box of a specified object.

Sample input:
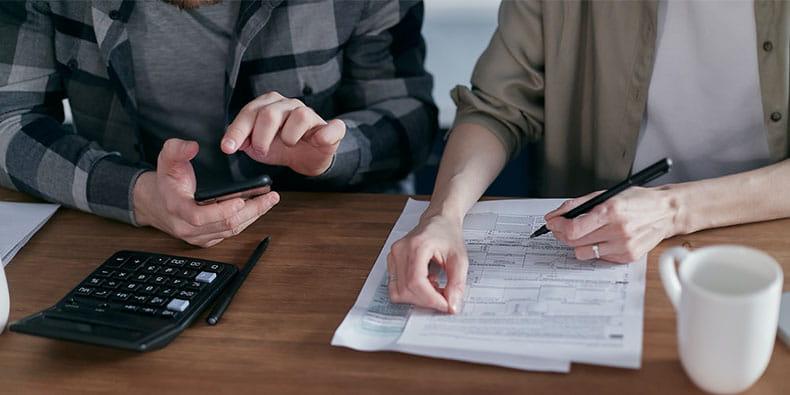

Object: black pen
[206,236,270,325]
[529,158,673,238]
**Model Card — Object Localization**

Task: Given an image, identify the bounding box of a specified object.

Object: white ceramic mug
[0,259,8,333]
[659,245,783,394]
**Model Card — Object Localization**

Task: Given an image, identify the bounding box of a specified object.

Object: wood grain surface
[0,188,787,394]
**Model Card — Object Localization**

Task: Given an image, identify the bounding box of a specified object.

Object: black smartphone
[194,175,272,205]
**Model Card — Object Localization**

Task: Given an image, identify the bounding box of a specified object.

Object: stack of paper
[332,199,646,372]
[0,202,59,266]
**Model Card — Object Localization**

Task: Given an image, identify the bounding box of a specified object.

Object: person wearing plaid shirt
[0,0,438,247]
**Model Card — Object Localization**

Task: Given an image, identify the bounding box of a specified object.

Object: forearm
[328,97,436,186]
[670,159,790,235]
[0,113,149,224]
[422,122,509,223]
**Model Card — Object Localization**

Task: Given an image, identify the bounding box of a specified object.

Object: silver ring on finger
[592,244,600,260]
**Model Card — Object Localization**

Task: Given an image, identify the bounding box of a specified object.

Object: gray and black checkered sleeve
[0,1,147,224]
[311,0,438,187]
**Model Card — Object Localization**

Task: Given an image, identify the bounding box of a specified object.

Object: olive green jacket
[452,0,788,197]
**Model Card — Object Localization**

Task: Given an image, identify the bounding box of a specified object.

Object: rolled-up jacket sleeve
[450,0,545,161]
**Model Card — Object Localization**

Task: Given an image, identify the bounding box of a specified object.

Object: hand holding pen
[539,158,673,263]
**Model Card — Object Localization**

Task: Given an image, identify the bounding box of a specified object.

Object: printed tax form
[332,198,646,372]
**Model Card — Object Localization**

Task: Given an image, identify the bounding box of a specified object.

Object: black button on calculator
[9,251,238,351]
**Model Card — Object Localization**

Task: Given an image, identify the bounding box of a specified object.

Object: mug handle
[0,259,7,333]
[659,247,689,311]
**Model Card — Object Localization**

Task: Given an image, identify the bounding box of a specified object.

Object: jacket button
[763,41,773,52]
[109,10,121,20]
[67,59,79,70]
[770,112,782,122]
[302,86,313,96]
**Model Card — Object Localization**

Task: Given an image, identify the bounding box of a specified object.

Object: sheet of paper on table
[332,198,646,372]
[0,202,59,266]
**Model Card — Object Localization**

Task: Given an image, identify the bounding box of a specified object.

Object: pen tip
[207,317,217,325]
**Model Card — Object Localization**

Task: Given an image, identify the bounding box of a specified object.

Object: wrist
[662,184,692,236]
[132,171,157,227]
[422,202,466,227]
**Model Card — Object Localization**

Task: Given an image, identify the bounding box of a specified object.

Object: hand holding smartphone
[194,175,272,205]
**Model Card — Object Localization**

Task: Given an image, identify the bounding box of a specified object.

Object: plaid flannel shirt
[0,0,437,224]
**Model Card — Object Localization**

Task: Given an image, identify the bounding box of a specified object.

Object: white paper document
[0,202,59,266]
[332,198,646,371]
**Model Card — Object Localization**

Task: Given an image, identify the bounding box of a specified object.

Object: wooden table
[0,189,787,394]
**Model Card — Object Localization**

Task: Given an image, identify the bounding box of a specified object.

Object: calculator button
[158,288,177,297]
[176,290,197,300]
[121,304,139,313]
[85,277,105,287]
[95,268,114,277]
[133,273,150,282]
[122,283,141,292]
[149,256,169,265]
[176,269,197,278]
[148,296,167,306]
[107,255,128,268]
[150,276,169,285]
[185,281,205,291]
[160,310,178,319]
[75,286,94,296]
[162,267,178,276]
[205,263,223,273]
[103,280,121,289]
[142,265,159,274]
[131,295,149,304]
[113,271,131,280]
[166,298,190,312]
[168,258,187,267]
[140,285,158,294]
[187,261,204,270]
[93,289,111,299]
[140,307,158,315]
[168,278,185,287]
[111,291,131,301]
[195,271,217,284]
[122,256,147,270]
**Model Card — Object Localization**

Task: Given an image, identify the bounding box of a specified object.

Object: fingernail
[222,138,236,152]
[180,141,191,154]
[450,296,462,313]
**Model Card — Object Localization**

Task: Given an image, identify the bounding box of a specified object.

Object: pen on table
[529,158,673,239]
[206,236,270,325]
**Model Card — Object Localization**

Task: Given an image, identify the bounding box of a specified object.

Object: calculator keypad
[68,253,234,320]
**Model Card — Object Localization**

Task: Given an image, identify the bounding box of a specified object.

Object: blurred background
[415,0,530,196]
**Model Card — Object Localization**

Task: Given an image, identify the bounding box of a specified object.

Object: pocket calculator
[10,251,238,351]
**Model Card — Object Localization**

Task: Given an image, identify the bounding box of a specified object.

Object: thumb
[308,119,346,148]
[158,139,199,180]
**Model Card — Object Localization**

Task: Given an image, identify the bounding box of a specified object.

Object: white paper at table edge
[331,198,571,372]
[0,202,59,266]
[0,256,8,333]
